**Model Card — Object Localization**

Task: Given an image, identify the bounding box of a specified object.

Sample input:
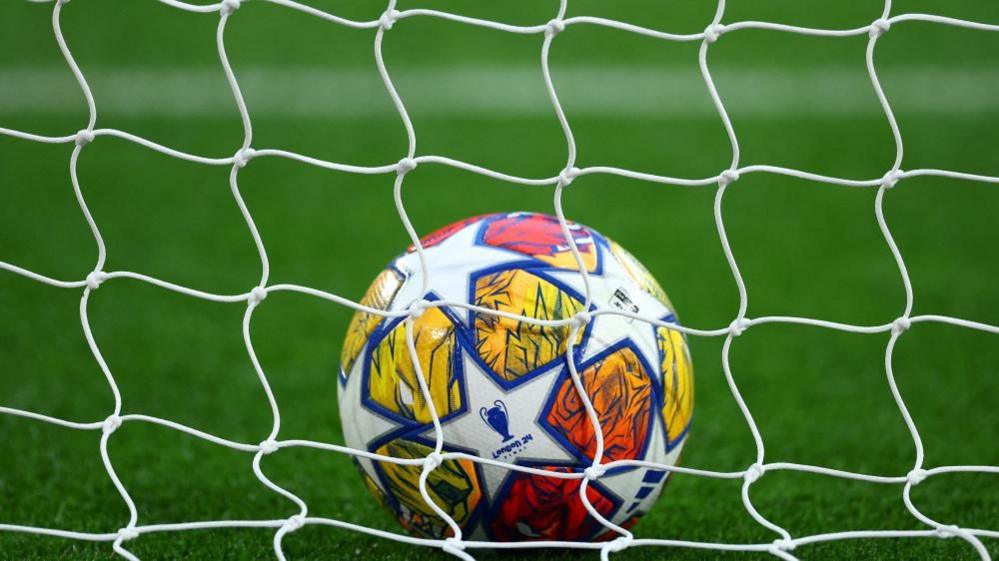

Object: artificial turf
[1,0,997,559]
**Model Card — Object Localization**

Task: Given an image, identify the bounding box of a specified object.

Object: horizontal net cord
[5,124,999,187]
[7,130,999,197]
[6,401,997,483]
[5,518,997,554]
[3,260,999,338]
[130,0,999,37]
[2,0,997,559]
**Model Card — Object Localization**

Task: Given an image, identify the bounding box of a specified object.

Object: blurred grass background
[1,0,997,559]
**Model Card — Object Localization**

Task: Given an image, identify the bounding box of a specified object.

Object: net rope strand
[0,0,997,558]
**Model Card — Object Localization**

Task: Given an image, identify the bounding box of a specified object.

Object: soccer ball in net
[338,212,694,541]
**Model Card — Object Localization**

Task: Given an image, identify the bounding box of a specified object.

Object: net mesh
[1,0,998,559]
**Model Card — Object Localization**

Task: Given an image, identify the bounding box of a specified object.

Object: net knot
[258,439,279,455]
[102,414,123,435]
[248,286,268,304]
[570,311,591,330]
[220,0,240,16]
[881,169,903,189]
[116,526,139,542]
[75,129,95,147]
[545,19,566,37]
[397,157,417,175]
[728,318,750,337]
[379,9,400,30]
[583,464,606,479]
[557,166,579,187]
[718,169,740,187]
[744,462,765,483]
[424,452,444,470]
[906,468,928,486]
[935,524,960,539]
[233,147,255,168]
[605,535,633,553]
[442,537,466,553]
[282,515,305,533]
[86,270,107,290]
[869,18,891,38]
[771,538,796,552]
[408,299,431,319]
[891,316,911,335]
[703,23,726,44]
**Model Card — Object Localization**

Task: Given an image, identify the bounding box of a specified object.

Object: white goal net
[1,0,998,560]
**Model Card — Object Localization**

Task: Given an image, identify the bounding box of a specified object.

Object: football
[338,211,693,541]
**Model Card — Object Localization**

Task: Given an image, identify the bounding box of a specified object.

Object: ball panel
[489,467,617,541]
[408,213,499,252]
[354,457,391,509]
[478,212,601,272]
[609,240,674,311]
[655,325,694,449]
[341,267,405,375]
[366,306,463,425]
[374,437,483,539]
[544,343,654,464]
[472,268,584,384]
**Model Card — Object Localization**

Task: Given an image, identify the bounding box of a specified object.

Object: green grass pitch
[1,0,997,559]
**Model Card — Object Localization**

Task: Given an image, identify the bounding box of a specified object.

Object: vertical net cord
[1,0,998,559]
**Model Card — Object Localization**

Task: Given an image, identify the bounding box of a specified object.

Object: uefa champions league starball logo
[479,400,514,442]
[479,399,535,460]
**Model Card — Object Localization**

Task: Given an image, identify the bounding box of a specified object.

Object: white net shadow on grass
[1,0,998,559]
